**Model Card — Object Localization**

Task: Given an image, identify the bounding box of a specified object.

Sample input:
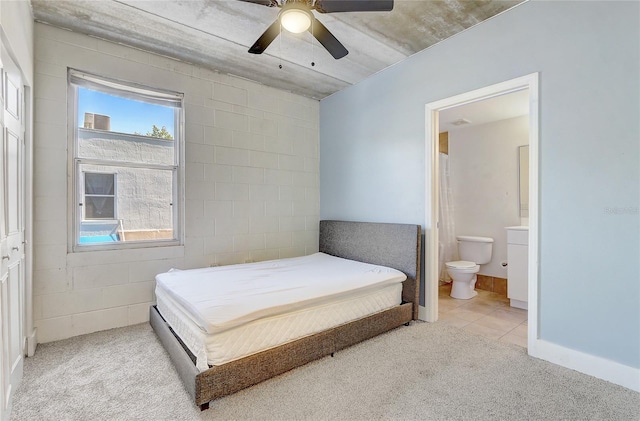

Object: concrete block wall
[33,23,320,343]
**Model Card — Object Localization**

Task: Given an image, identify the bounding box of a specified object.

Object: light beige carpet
[10,321,640,420]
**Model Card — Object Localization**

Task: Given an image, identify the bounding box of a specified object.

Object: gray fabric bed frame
[150,220,421,410]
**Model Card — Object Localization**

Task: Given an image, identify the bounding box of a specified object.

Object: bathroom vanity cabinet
[506,226,528,310]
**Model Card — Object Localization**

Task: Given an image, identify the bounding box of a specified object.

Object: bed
[150,220,421,410]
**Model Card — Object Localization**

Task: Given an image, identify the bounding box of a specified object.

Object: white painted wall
[448,116,528,278]
[320,1,639,375]
[33,23,320,343]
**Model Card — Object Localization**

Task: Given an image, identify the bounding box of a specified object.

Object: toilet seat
[445,260,478,270]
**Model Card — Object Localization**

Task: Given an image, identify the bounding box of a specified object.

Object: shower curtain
[438,153,457,282]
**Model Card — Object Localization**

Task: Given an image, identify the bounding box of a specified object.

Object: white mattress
[155,252,407,334]
[156,282,402,370]
[154,253,407,370]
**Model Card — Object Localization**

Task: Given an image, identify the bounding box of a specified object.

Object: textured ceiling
[31,0,524,99]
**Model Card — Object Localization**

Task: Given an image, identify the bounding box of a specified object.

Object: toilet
[445,235,494,299]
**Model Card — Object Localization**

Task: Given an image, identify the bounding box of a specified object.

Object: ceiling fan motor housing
[283,0,314,6]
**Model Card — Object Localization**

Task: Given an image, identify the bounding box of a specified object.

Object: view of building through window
[71,72,182,247]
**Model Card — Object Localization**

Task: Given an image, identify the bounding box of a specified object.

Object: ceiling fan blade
[237,0,279,7]
[310,19,348,59]
[249,20,281,54]
[314,0,393,13]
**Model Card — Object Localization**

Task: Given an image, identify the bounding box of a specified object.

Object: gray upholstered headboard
[319,220,421,319]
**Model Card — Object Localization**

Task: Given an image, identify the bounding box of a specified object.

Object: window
[84,172,116,219]
[69,70,183,249]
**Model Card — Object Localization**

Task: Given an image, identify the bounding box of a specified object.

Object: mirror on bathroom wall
[519,145,530,217]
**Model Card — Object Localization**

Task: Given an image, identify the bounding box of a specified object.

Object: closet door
[0,50,25,418]
[0,53,5,421]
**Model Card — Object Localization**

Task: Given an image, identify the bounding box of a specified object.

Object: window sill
[67,243,184,267]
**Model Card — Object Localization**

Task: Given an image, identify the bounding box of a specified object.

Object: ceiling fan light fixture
[247,0,390,59]
[279,6,312,33]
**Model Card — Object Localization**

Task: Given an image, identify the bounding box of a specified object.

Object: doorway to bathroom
[420,74,539,352]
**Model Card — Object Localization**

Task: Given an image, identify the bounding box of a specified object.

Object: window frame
[68,69,185,252]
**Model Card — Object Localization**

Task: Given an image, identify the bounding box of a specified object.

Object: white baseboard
[26,328,37,357]
[418,305,426,321]
[418,305,437,322]
[509,299,528,310]
[529,338,640,392]
[419,304,638,392]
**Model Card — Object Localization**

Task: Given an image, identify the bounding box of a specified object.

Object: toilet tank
[457,235,494,264]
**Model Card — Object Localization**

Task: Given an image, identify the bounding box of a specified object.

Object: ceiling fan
[240,0,394,59]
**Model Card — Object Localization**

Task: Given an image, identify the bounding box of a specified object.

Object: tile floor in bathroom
[438,283,528,348]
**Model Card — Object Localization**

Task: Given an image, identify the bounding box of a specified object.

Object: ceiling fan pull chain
[311,18,315,67]
[279,22,283,69]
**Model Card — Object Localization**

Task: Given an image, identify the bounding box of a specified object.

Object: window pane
[78,87,175,137]
[79,163,175,243]
[85,173,115,195]
[77,87,175,165]
[85,196,115,219]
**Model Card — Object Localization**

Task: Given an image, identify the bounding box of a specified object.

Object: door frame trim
[420,73,539,352]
